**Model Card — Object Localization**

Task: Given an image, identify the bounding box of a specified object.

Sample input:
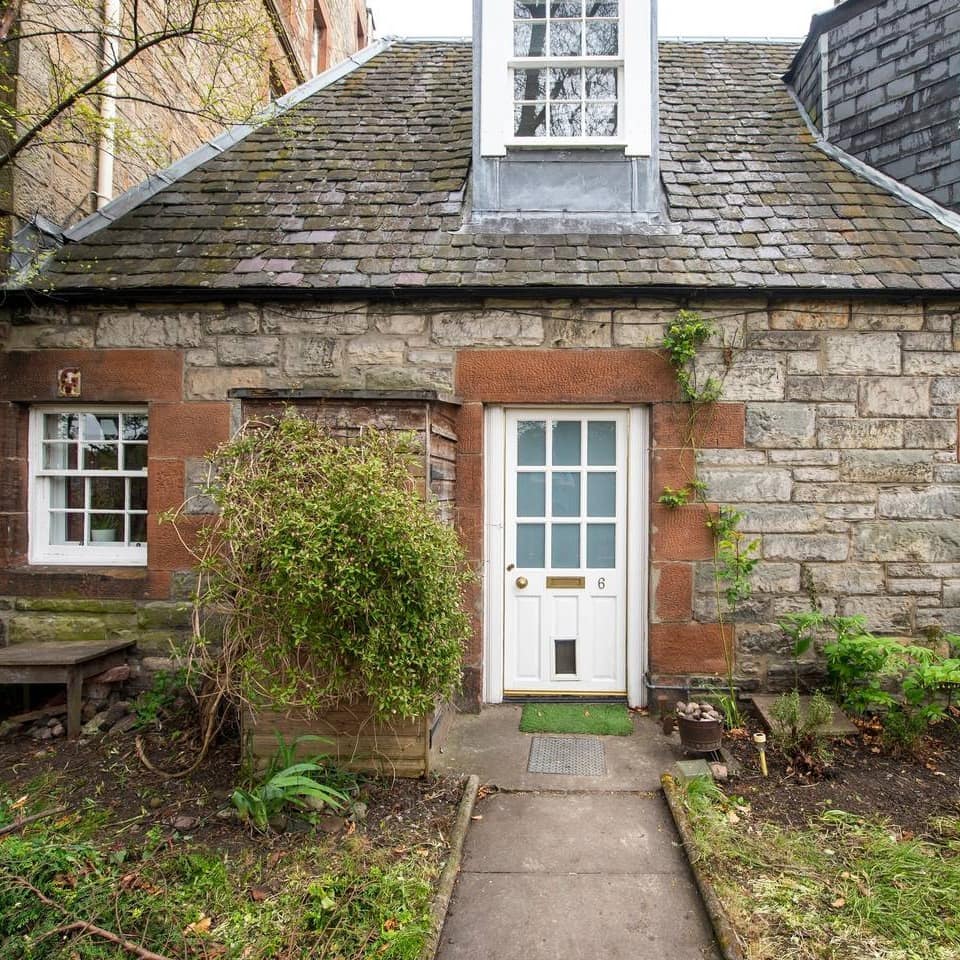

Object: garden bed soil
[0,707,464,853]
[724,708,960,835]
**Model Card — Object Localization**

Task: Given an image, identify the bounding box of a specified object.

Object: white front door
[503,410,630,695]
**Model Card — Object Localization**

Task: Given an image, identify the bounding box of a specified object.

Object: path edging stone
[420,774,481,960]
[661,773,747,960]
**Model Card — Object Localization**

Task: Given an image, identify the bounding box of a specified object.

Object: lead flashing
[787,87,960,239]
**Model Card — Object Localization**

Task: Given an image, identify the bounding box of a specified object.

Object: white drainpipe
[96,0,120,209]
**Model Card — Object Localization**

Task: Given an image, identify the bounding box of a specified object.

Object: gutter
[5,282,957,309]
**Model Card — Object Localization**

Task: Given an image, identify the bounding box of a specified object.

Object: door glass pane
[518,421,547,466]
[555,638,577,676]
[517,473,546,516]
[552,421,581,465]
[587,524,616,568]
[587,421,616,465]
[551,523,580,568]
[517,523,546,568]
[552,472,580,517]
[587,473,616,517]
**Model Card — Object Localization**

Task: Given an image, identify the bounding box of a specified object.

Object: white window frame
[28,406,149,567]
[481,0,652,156]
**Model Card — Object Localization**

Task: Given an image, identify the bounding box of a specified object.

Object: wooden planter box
[243,699,454,778]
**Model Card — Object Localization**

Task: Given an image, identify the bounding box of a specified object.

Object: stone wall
[2,294,960,700]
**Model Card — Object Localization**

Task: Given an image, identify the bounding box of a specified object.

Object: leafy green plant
[166,415,473,757]
[658,485,693,508]
[231,761,349,831]
[134,667,188,727]
[662,311,723,404]
[778,610,826,690]
[769,689,833,773]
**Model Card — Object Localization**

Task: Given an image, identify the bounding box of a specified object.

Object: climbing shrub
[172,412,471,720]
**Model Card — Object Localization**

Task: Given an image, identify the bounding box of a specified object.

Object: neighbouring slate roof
[33,39,960,294]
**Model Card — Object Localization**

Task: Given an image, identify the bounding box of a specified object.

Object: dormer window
[480,0,651,157]
[512,1,620,140]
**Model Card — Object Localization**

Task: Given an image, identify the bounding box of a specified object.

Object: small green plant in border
[231,760,349,831]
[778,610,827,690]
[134,666,188,727]
[769,689,833,774]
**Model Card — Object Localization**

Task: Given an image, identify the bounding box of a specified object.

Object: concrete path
[436,707,720,960]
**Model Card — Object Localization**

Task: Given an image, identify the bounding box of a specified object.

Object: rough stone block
[792,467,839,482]
[136,602,192,630]
[805,563,885,596]
[889,579,941,596]
[652,563,693,623]
[851,302,924,331]
[787,377,858,402]
[903,419,956,450]
[763,534,849,561]
[699,468,792,503]
[737,625,790,655]
[432,312,544,347]
[261,305,368,336]
[878,486,960,519]
[769,450,840,465]
[745,403,816,448]
[855,522,960,562]
[931,378,960,404]
[786,352,821,375]
[13,598,136,614]
[186,367,268,401]
[216,336,279,366]
[837,597,913,633]
[737,504,823,533]
[9,615,108,644]
[650,505,715,562]
[96,312,203,348]
[372,313,427,336]
[818,419,904,448]
[793,483,878,503]
[699,351,785,401]
[903,353,960,376]
[282,336,343,377]
[346,338,407,364]
[839,450,933,483]
[824,333,900,375]
[770,301,849,330]
[860,377,930,417]
[205,308,260,335]
[549,316,612,347]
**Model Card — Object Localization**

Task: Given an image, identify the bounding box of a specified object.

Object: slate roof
[34,39,960,294]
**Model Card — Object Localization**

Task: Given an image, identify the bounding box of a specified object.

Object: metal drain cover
[528,736,606,776]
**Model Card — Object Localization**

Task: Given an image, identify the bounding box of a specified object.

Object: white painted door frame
[483,405,649,707]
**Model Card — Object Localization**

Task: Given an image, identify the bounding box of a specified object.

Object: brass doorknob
[515,576,529,589]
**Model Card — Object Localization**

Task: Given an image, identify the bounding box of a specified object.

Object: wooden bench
[0,639,135,739]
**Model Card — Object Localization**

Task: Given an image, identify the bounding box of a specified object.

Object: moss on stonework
[13,598,137,614]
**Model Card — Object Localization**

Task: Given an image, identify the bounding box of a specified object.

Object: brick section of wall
[3,294,960,697]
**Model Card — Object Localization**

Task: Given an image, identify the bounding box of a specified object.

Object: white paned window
[480,0,651,156]
[512,0,620,140]
[29,407,148,566]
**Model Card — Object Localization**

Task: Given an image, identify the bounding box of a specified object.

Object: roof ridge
[64,38,396,244]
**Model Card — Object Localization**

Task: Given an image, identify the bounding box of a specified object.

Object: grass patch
[680,777,960,960]
[519,703,634,736]
[0,788,441,960]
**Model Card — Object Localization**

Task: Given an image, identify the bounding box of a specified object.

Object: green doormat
[519,703,634,736]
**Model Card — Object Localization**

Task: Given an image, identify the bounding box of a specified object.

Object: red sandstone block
[649,622,731,674]
[653,562,693,623]
[456,349,678,404]
[149,401,232,459]
[653,403,745,449]
[0,350,183,403]
[650,503,716,561]
[652,447,696,493]
[457,402,484,456]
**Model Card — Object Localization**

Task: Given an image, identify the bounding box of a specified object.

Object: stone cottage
[2,0,960,709]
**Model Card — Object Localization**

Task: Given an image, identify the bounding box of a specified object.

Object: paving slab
[462,793,686,875]
[749,693,858,737]
[439,871,718,960]
[436,705,679,791]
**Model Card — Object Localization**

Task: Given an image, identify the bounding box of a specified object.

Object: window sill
[10,564,149,579]
[507,138,627,149]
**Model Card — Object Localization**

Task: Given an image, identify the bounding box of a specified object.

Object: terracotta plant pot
[677,715,723,753]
